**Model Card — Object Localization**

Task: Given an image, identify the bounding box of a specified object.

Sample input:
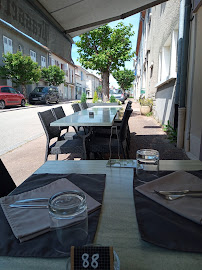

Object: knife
[9,197,49,209]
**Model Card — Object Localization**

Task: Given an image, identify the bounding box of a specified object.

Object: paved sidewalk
[0,100,188,186]
[129,102,189,161]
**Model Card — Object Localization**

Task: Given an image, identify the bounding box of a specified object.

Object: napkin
[135,171,202,225]
[0,178,101,242]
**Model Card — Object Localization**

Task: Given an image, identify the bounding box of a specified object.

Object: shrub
[139,97,153,106]
[110,95,116,103]
[92,91,99,103]
[162,120,177,143]
[81,92,87,103]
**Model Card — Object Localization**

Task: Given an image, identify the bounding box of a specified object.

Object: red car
[0,86,26,109]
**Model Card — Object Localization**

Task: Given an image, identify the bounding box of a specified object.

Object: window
[3,36,13,54]
[9,87,17,94]
[158,30,178,83]
[81,71,83,81]
[52,58,55,66]
[18,45,23,52]
[1,87,10,93]
[41,56,46,68]
[30,50,36,62]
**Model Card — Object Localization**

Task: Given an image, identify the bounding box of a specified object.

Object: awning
[37,0,168,37]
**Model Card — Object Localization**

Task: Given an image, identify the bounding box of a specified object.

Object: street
[0,102,74,156]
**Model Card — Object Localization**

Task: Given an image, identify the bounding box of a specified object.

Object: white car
[109,89,126,104]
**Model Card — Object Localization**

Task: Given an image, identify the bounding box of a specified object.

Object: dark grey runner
[133,171,202,253]
[0,173,106,258]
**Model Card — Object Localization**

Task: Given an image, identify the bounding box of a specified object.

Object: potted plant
[139,97,153,115]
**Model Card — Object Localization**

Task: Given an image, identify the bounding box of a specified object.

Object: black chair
[51,106,69,133]
[94,106,132,148]
[38,110,85,162]
[87,108,133,159]
[80,102,88,110]
[71,103,81,112]
[0,159,16,197]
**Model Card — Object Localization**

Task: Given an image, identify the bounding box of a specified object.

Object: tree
[75,23,134,102]
[0,51,41,98]
[112,68,135,92]
[41,65,65,86]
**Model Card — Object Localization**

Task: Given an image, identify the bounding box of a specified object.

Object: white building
[75,66,88,99]
[134,1,180,127]
[50,52,76,100]
[86,73,101,98]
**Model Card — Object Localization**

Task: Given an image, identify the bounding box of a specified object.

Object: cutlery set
[8,190,202,208]
[154,190,202,200]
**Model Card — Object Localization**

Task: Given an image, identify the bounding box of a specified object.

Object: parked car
[0,86,26,109]
[124,90,130,98]
[109,89,127,104]
[29,86,59,105]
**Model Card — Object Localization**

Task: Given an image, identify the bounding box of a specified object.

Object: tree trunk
[21,84,27,100]
[102,70,110,102]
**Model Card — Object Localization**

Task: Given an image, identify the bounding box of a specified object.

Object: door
[9,87,21,105]
[0,87,12,105]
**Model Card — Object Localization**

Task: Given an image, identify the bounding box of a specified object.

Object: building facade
[0,18,76,100]
[0,19,49,96]
[86,73,101,98]
[75,66,88,100]
[50,52,76,100]
[134,1,180,127]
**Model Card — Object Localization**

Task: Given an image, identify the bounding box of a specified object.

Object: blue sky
[71,13,140,88]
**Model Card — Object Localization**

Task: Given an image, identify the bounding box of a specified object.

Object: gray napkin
[0,178,101,242]
[135,171,202,224]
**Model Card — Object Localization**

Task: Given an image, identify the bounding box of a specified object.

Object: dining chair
[87,108,133,159]
[38,110,85,162]
[51,106,69,133]
[52,106,85,140]
[0,159,16,197]
[94,105,132,148]
[80,102,88,110]
[71,103,81,113]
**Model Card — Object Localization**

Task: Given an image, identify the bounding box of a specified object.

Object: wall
[0,0,72,62]
[188,6,202,158]
[155,80,176,125]
[146,1,180,97]
[135,0,180,125]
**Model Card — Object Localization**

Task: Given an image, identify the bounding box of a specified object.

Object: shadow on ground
[130,134,189,160]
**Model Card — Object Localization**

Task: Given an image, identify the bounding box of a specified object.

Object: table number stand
[70,246,114,270]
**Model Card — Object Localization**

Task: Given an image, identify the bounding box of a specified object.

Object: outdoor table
[1,159,202,270]
[50,106,122,158]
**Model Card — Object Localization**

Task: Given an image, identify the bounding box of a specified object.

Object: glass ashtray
[66,247,120,270]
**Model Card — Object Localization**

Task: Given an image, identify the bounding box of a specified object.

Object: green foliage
[96,85,102,92]
[110,95,116,103]
[81,92,87,103]
[0,51,41,97]
[116,100,122,105]
[139,97,153,106]
[146,111,153,117]
[112,68,135,91]
[75,23,134,72]
[75,23,135,100]
[41,65,65,86]
[162,121,177,143]
[92,91,99,103]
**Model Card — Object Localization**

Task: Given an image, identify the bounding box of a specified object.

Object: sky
[71,13,140,89]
